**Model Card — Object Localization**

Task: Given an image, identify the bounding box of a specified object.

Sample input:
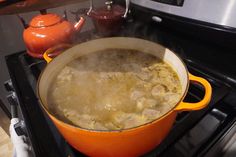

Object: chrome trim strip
[131,0,236,28]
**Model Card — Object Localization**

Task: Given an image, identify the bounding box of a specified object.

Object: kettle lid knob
[105,1,113,11]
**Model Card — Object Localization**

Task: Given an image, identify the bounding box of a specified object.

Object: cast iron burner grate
[5,48,232,157]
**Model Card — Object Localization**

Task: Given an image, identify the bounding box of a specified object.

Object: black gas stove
[4,7,236,157]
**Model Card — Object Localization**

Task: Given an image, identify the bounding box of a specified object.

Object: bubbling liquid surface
[48,49,182,130]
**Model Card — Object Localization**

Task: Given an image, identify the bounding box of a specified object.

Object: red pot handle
[43,44,72,63]
[174,73,212,111]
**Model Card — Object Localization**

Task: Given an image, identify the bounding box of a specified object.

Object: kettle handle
[87,0,94,15]
[123,0,130,18]
[16,14,28,29]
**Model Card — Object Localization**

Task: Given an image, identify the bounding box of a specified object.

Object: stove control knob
[7,92,18,106]
[7,92,19,118]
[14,120,27,136]
[4,79,14,92]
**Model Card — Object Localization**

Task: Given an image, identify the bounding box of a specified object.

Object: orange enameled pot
[38,37,212,157]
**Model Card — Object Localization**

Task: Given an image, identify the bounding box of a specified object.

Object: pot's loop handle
[175,73,212,111]
[43,44,72,63]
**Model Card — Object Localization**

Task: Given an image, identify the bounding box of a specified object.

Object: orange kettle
[21,12,85,58]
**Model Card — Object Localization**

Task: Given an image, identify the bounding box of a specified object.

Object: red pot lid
[29,13,62,27]
[89,5,125,20]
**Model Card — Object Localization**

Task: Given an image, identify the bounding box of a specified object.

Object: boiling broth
[48,49,182,130]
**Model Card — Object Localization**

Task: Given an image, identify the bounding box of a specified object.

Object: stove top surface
[5,15,236,157]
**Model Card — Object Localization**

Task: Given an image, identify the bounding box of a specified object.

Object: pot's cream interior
[38,37,189,118]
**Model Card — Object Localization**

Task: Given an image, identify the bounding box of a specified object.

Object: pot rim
[37,37,190,133]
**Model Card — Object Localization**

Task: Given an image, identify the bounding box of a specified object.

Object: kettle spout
[74,17,85,32]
